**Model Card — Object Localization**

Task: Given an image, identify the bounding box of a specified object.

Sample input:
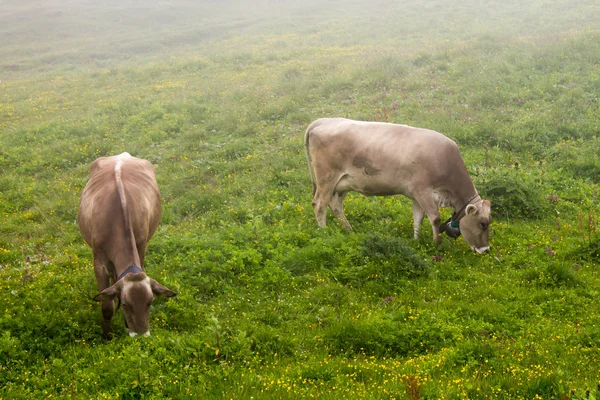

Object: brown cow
[304,118,491,253]
[78,152,175,338]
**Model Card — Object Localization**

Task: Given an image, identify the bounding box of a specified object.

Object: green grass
[1,0,600,398]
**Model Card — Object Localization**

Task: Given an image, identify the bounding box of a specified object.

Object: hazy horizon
[2,0,599,78]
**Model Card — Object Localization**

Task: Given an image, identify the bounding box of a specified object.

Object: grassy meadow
[1,0,600,398]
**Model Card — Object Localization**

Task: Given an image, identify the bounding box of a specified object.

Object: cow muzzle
[472,246,490,254]
[129,331,151,338]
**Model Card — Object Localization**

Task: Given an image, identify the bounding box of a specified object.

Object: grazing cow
[78,152,176,338]
[304,118,491,253]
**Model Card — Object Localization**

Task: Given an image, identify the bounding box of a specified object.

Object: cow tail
[304,122,317,196]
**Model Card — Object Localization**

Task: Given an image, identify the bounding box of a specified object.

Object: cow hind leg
[329,192,352,231]
[411,200,425,240]
[93,256,114,339]
[312,187,334,228]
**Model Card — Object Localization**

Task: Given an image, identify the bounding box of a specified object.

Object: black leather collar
[118,265,143,281]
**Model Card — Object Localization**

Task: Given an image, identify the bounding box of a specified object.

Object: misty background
[2,0,599,77]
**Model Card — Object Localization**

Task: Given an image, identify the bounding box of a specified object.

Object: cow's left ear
[93,282,123,302]
[465,204,479,216]
[150,279,177,299]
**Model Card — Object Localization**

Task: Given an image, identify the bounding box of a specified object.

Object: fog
[1,0,599,75]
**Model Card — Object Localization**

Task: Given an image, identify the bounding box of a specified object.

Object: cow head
[459,199,491,253]
[93,272,176,337]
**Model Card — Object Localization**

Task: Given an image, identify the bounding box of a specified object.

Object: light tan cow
[304,118,491,253]
[78,152,175,338]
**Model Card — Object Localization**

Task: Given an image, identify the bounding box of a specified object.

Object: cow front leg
[427,212,442,244]
[93,256,114,339]
[411,200,424,240]
[329,192,352,231]
[416,195,442,244]
[101,300,115,339]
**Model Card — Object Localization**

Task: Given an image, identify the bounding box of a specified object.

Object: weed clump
[522,262,581,288]
[478,168,547,219]
[333,233,430,293]
[321,313,453,357]
[578,236,600,262]
[359,233,430,276]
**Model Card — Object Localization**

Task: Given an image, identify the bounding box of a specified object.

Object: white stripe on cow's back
[114,153,131,213]
[115,159,127,211]
[114,152,138,258]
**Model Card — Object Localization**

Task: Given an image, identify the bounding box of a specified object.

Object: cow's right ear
[465,204,479,216]
[93,282,122,302]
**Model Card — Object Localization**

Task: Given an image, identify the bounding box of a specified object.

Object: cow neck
[450,193,480,224]
[118,265,143,281]
[111,249,142,281]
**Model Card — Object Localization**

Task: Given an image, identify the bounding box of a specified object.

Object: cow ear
[465,204,479,216]
[93,282,122,302]
[150,279,177,299]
